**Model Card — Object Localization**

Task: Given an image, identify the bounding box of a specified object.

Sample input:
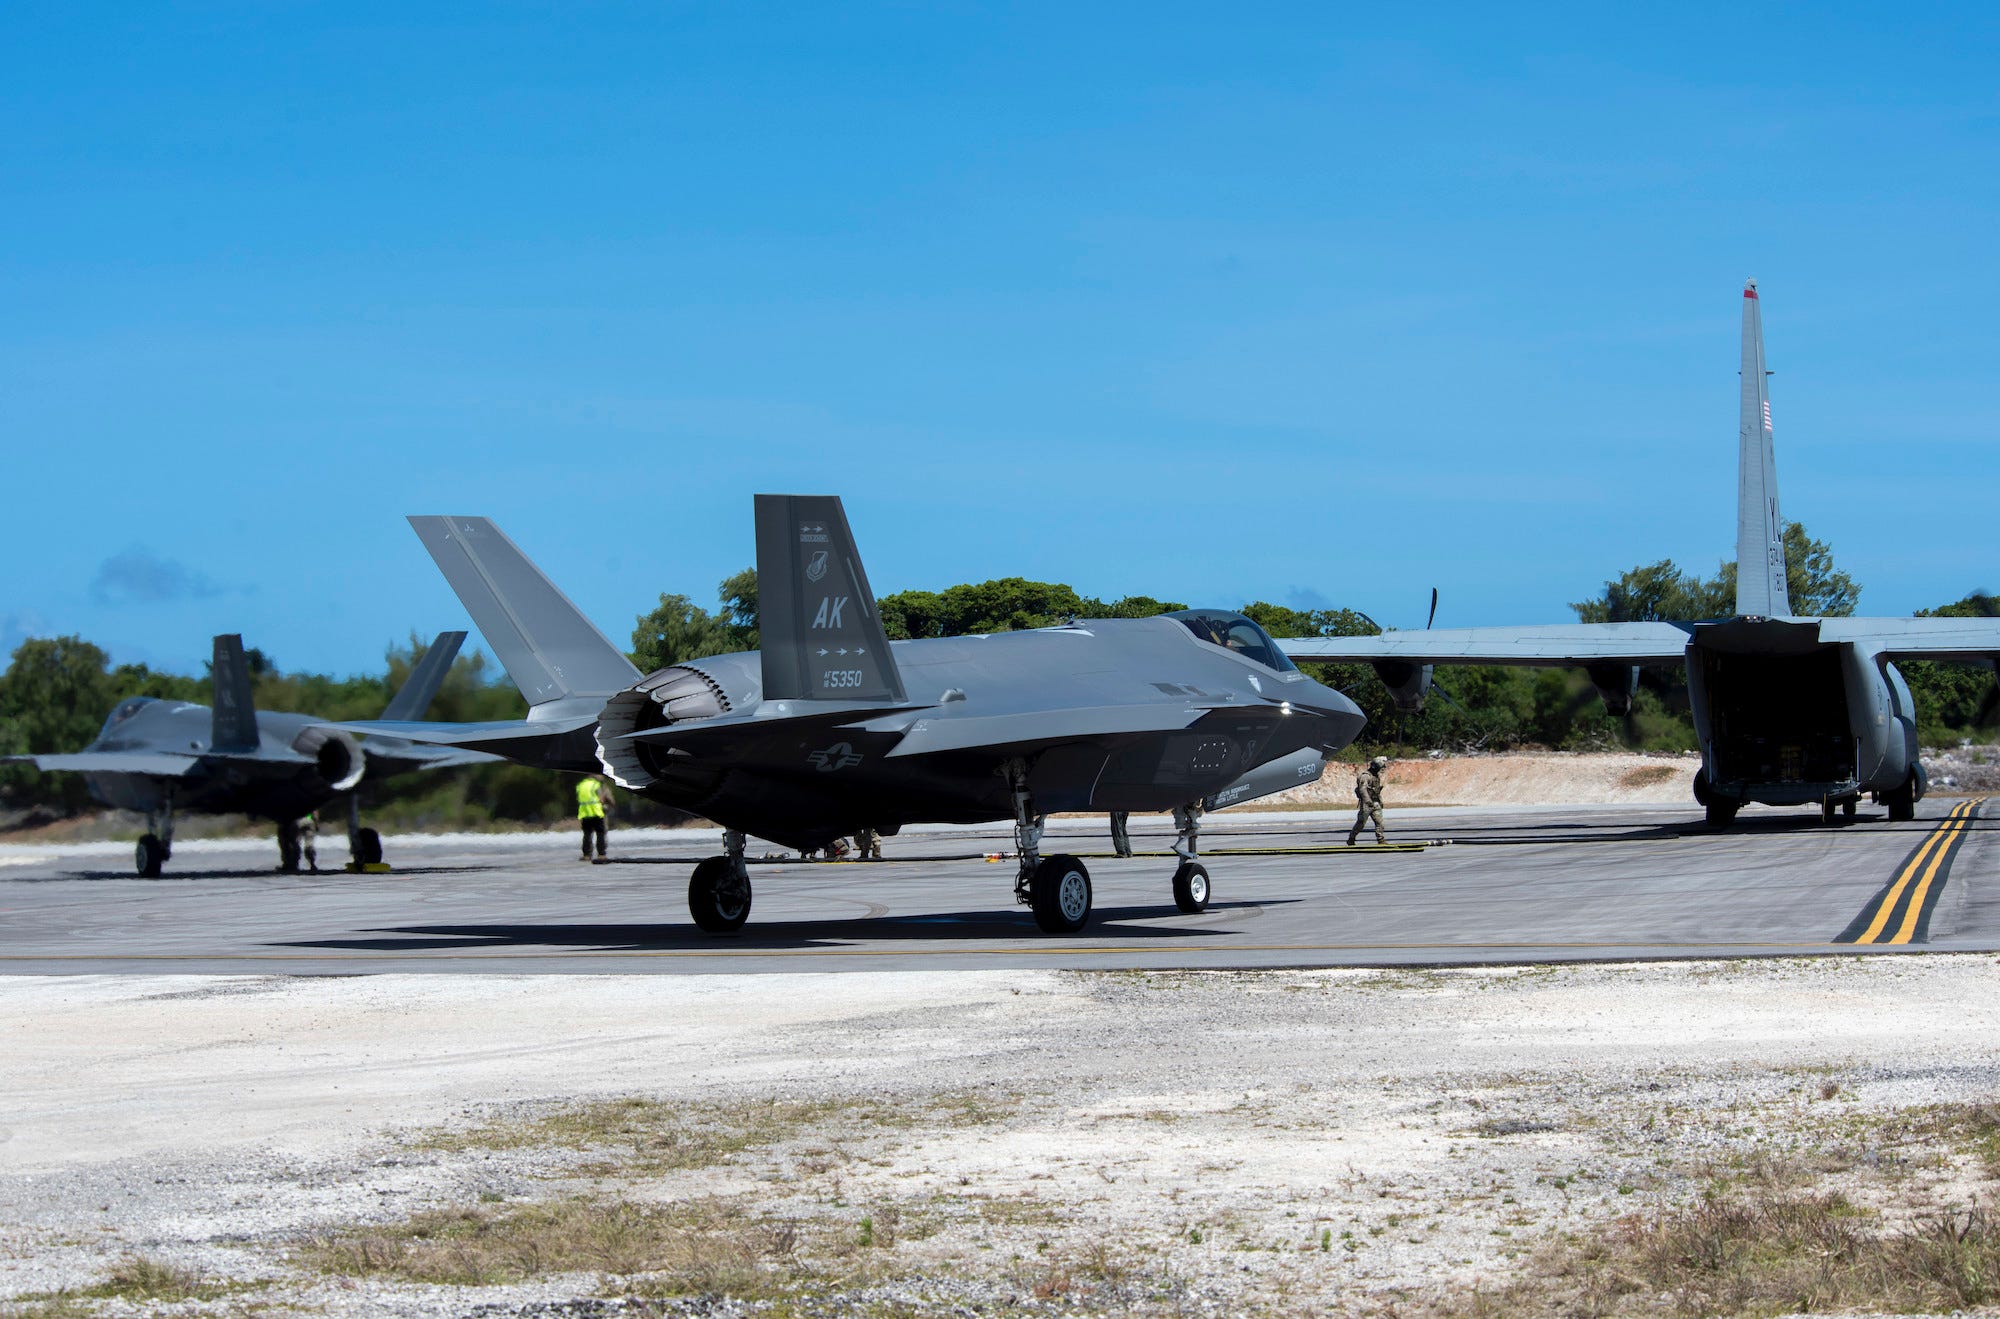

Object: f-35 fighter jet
[5,632,490,874]
[1278,281,2000,827]
[339,496,1366,933]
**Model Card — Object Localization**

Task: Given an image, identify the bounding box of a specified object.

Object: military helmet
[1369,756,1389,770]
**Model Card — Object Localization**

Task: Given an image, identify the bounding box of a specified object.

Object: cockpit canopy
[1165,610,1297,672]
[99,696,157,739]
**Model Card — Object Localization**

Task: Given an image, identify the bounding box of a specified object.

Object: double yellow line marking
[1839,798,1985,945]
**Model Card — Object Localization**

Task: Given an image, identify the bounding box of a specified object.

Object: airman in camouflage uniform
[1347,756,1389,846]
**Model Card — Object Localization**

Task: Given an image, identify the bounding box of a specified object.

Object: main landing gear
[136,790,175,877]
[1170,803,1210,914]
[1007,764,1092,933]
[689,828,753,933]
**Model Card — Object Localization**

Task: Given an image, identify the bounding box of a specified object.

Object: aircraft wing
[1278,622,1693,667]
[328,715,599,747]
[1817,617,2000,662]
[3,751,206,776]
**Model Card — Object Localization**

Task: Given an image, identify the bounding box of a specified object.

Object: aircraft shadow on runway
[41,864,494,884]
[272,899,1291,953]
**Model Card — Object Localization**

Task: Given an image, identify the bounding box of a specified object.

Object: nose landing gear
[1171,803,1210,913]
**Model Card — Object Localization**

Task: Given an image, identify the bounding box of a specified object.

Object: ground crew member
[577,775,612,861]
[299,811,318,872]
[853,828,882,861]
[1347,756,1389,846]
[1109,811,1133,858]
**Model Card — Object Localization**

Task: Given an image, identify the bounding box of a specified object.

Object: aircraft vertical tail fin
[1735,278,1792,618]
[209,633,261,752]
[754,494,907,704]
[407,517,640,712]
[379,631,469,722]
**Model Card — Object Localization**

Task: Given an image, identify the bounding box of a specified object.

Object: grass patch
[302,1196,810,1296]
[1619,764,1682,788]
[1,1255,249,1318]
[1422,1187,2000,1317]
[416,1091,1018,1176]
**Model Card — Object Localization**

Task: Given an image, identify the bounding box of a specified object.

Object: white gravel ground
[4,959,2000,1315]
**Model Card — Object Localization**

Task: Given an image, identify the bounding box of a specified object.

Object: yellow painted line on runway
[1888,799,1984,944]
[1853,802,1966,943]
[1843,800,1982,945]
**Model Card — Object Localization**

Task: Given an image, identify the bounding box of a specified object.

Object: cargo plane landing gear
[689,828,753,933]
[1170,803,1210,914]
[1006,763,1092,934]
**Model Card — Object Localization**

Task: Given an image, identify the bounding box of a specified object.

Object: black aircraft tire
[1692,769,1712,807]
[355,827,384,866]
[1172,860,1210,914]
[689,856,752,934]
[1843,799,1858,822]
[1822,801,1837,826]
[1030,855,1093,934]
[136,834,166,878]
[1705,798,1739,830]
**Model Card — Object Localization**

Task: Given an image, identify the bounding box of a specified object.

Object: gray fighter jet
[336,497,1366,933]
[1279,280,2000,827]
[4,632,489,874]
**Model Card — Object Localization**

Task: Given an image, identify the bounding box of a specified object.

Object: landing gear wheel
[353,827,383,866]
[1030,854,1092,934]
[1172,860,1210,914]
[1885,780,1917,822]
[1692,769,1712,807]
[1822,801,1837,826]
[688,855,752,933]
[1843,799,1858,822]
[135,834,166,878]
[1705,798,1739,830]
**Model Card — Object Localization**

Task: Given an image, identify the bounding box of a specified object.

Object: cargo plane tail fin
[1735,278,1793,618]
[753,494,907,705]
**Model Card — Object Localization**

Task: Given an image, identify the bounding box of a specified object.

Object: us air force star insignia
[807,742,863,773]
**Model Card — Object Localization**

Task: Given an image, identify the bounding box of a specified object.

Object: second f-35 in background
[1282,281,2000,827]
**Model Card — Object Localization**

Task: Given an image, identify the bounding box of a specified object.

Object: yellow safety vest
[576,778,605,819]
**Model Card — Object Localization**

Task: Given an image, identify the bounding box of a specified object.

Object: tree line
[3,522,1993,827]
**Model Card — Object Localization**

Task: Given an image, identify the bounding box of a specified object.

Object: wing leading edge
[1279,622,1694,668]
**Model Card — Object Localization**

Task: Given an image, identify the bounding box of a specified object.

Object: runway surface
[0,801,1993,973]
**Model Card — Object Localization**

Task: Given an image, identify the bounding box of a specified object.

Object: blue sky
[5,2,1997,677]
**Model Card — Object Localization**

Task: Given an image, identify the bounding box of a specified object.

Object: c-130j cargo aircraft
[1279,281,2000,828]
[333,497,1367,935]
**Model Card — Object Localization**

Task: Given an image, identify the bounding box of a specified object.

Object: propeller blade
[1428,676,1467,712]
[1426,587,1439,631]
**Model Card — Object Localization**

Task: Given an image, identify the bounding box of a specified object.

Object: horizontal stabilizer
[1818,616,2000,662]
[3,751,204,777]
[379,631,468,722]
[328,714,600,747]
[408,517,639,712]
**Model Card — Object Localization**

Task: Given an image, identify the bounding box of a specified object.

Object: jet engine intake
[595,664,734,804]
[291,726,365,793]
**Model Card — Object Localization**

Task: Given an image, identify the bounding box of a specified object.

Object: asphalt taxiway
[0,802,1992,973]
